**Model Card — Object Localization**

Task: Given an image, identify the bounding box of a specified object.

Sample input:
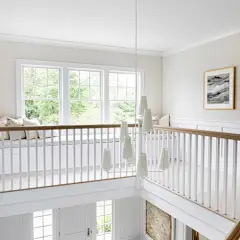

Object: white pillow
[0,116,9,140]
[23,118,40,140]
[159,114,170,127]
[38,130,52,139]
[7,117,26,141]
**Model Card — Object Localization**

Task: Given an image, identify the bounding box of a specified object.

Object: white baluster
[73,129,76,183]
[93,128,96,180]
[171,132,175,191]
[107,128,110,178]
[188,134,192,198]
[157,129,161,183]
[232,140,237,219]
[223,139,228,215]
[101,128,103,179]
[27,134,30,189]
[59,129,62,184]
[207,137,212,208]
[113,128,116,178]
[215,138,220,211]
[194,135,198,202]
[162,130,165,186]
[10,138,13,190]
[43,131,46,186]
[176,132,180,193]
[119,131,122,178]
[87,128,90,181]
[35,131,39,187]
[19,138,22,189]
[1,132,5,191]
[150,130,153,180]
[200,136,205,205]
[66,129,69,184]
[167,131,170,188]
[131,127,134,176]
[182,133,186,196]
[51,130,54,185]
[80,129,83,182]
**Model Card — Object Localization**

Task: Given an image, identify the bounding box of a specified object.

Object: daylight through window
[33,209,53,240]
[96,200,113,240]
[19,61,142,125]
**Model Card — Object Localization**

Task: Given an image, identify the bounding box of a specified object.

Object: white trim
[163,29,240,57]
[0,33,163,57]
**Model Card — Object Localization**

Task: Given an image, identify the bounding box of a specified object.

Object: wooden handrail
[0,123,137,132]
[225,222,240,240]
[154,126,240,141]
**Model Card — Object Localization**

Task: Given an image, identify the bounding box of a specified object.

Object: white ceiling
[0,0,240,55]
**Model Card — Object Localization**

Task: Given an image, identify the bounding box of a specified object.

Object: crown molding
[0,33,163,57]
[163,29,240,57]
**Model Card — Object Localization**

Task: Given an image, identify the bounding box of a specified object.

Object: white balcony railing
[145,126,240,220]
[0,124,136,192]
[1,123,239,224]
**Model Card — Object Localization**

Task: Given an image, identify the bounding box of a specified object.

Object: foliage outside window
[21,63,140,125]
[96,200,113,240]
[69,70,101,124]
[24,67,60,124]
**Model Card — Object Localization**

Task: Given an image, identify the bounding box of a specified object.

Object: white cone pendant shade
[102,148,112,172]
[127,147,136,166]
[122,136,133,159]
[120,121,129,142]
[158,148,169,171]
[137,153,148,178]
[138,96,148,116]
[143,109,153,132]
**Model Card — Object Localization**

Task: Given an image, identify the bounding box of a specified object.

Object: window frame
[32,209,54,240]
[96,200,114,240]
[16,59,144,124]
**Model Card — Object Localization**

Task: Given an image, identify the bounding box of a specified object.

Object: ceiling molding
[163,29,240,57]
[0,33,163,57]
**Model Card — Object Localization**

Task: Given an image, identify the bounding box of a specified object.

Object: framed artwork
[146,201,171,240]
[203,66,235,110]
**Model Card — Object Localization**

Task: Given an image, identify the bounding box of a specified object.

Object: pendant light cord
[134,0,138,160]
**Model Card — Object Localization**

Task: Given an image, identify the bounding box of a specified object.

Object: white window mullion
[61,66,70,124]
[103,70,109,123]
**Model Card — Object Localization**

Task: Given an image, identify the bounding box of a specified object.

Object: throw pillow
[0,116,9,140]
[159,114,170,127]
[23,118,40,140]
[7,117,26,141]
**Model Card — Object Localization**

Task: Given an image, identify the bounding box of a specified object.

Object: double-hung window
[17,60,143,125]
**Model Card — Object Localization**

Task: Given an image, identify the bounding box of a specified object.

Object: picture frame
[203,66,235,110]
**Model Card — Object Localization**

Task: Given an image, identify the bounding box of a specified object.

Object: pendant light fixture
[102,148,112,172]
[120,121,129,142]
[138,96,148,117]
[142,109,153,132]
[159,148,169,171]
[122,136,133,160]
[136,153,148,178]
[127,146,136,166]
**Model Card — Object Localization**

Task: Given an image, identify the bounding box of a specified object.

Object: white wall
[162,33,240,122]
[114,197,141,240]
[0,214,32,240]
[0,40,162,117]
[0,197,140,240]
